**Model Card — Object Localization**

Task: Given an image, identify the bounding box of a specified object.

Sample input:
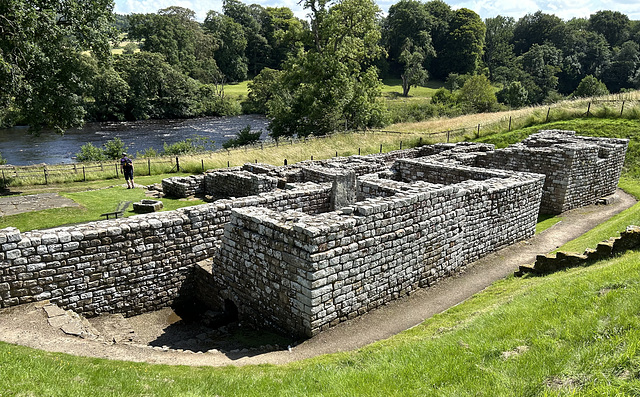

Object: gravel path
[0,190,635,367]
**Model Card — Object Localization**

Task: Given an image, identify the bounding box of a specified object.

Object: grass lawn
[380,78,444,99]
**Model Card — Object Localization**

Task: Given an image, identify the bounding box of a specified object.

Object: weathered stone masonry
[0,130,628,338]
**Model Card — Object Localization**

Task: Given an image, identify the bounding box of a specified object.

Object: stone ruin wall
[210,161,543,336]
[0,130,629,337]
[0,184,331,316]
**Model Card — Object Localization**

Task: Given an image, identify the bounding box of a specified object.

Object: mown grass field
[3,116,640,395]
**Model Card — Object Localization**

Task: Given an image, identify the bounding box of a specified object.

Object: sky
[113,0,640,22]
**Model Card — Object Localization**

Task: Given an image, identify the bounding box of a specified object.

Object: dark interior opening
[224,299,239,323]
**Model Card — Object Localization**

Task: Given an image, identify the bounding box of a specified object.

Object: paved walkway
[0,193,80,217]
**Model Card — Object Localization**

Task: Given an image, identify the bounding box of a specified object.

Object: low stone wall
[212,167,544,337]
[204,170,278,198]
[162,175,205,198]
[517,225,640,276]
[0,183,332,316]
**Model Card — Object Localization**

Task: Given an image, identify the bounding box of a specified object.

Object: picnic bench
[100,201,132,220]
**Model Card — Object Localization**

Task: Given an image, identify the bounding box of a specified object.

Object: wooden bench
[100,201,132,220]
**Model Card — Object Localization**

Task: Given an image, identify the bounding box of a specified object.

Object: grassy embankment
[2,115,640,394]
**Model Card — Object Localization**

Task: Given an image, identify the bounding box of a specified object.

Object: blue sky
[113,0,640,22]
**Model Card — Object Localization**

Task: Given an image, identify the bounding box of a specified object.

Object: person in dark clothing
[120,153,134,189]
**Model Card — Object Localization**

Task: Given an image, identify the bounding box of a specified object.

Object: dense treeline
[2,0,640,137]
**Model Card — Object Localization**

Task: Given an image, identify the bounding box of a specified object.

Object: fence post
[400,141,403,150]
[261,142,264,150]
[2,170,5,186]
[476,124,480,138]
[546,107,551,122]
[419,137,422,146]
[115,163,119,178]
[202,159,205,172]
[175,157,180,172]
[43,167,48,185]
[379,144,382,153]
[447,130,450,143]
[358,148,361,155]
[335,151,338,157]
[621,101,626,117]
[148,158,151,176]
[284,159,287,165]
[311,155,313,160]
[100,162,104,171]
[227,161,230,168]
[83,166,86,182]
[509,116,512,131]
[586,102,591,116]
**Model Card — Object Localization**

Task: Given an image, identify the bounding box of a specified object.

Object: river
[0,115,270,166]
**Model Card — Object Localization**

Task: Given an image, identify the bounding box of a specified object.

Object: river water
[0,115,270,166]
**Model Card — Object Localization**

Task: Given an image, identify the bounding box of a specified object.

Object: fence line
[2,99,638,187]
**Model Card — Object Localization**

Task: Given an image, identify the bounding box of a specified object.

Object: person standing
[120,152,134,189]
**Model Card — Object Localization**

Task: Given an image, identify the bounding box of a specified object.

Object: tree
[519,43,563,103]
[204,11,248,82]
[456,75,497,112]
[262,7,306,69]
[222,125,262,148]
[223,0,269,76]
[128,7,218,81]
[497,81,529,108]
[573,75,609,97]
[512,11,565,55]
[0,0,115,132]
[588,10,630,48]
[398,36,434,97]
[439,8,486,76]
[603,41,640,92]
[261,0,386,138]
[483,16,516,82]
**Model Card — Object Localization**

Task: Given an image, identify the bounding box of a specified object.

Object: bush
[456,75,498,113]
[75,142,106,162]
[103,137,128,160]
[135,148,159,158]
[573,75,609,98]
[431,88,455,105]
[0,152,6,165]
[222,125,262,149]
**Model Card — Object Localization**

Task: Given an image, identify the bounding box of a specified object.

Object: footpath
[0,189,635,367]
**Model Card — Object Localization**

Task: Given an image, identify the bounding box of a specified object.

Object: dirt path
[0,190,635,367]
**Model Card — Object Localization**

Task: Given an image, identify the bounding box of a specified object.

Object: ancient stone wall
[0,184,332,315]
[162,175,205,198]
[204,170,279,198]
[212,167,543,336]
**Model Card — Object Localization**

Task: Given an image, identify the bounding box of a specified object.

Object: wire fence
[2,97,639,187]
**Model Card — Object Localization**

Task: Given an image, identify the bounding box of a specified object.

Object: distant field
[380,78,444,99]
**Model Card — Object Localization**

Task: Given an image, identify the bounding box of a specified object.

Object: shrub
[75,143,106,162]
[0,152,6,165]
[431,88,455,105]
[573,75,609,98]
[456,75,498,113]
[222,125,262,149]
[103,137,128,160]
[135,148,159,158]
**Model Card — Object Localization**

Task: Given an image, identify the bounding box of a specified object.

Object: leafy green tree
[588,10,630,48]
[483,16,516,82]
[383,0,433,75]
[114,52,199,120]
[603,41,639,92]
[128,7,218,81]
[262,7,306,69]
[497,81,529,108]
[519,43,563,103]
[222,0,269,76]
[573,75,609,97]
[439,8,486,76]
[398,36,434,97]
[456,74,497,112]
[424,0,454,79]
[246,68,282,113]
[263,0,386,138]
[90,67,130,121]
[512,11,565,55]
[0,0,115,132]
[557,28,611,94]
[431,88,455,105]
[204,11,248,82]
